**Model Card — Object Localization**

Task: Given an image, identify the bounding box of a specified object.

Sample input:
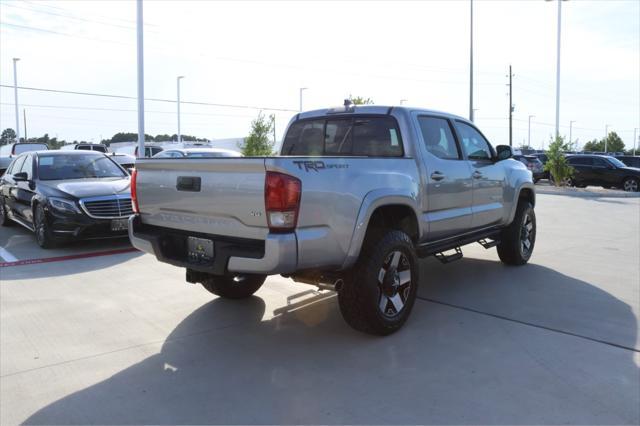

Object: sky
[0,0,638,150]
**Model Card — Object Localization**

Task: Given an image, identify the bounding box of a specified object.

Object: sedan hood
[44,178,131,199]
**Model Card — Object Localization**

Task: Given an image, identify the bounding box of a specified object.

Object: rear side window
[77,145,91,150]
[417,116,460,160]
[281,116,403,157]
[568,157,591,166]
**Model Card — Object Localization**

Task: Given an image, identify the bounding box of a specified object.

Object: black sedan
[0,151,132,248]
[566,154,640,192]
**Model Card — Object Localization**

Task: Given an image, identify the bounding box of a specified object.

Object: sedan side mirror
[495,145,513,161]
[13,172,28,182]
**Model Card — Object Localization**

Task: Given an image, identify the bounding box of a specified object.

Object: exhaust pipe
[291,273,344,292]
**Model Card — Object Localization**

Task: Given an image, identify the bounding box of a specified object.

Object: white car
[152,148,241,158]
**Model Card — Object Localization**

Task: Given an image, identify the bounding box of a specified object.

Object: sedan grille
[80,196,133,219]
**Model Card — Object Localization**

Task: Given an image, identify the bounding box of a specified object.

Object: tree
[348,95,374,105]
[582,132,625,153]
[240,112,275,156]
[1,128,17,146]
[544,135,574,187]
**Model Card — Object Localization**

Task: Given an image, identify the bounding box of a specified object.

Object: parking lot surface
[1,193,639,425]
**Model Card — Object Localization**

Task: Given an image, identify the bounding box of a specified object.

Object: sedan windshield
[38,154,126,180]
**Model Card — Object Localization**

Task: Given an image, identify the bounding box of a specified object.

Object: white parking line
[0,247,18,263]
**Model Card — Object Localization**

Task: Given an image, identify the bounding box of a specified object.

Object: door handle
[472,171,483,179]
[430,171,446,181]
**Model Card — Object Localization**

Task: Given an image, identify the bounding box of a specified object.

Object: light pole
[136,0,145,158]
[633,128,637,156]
[604,124,609,152]
[528,115,535,147]
[299,87,307,112]
[547,0,568,138]
[469,0,474,122]
[12,58,20,143]
[400,99,408,105]
[177,76,184,143]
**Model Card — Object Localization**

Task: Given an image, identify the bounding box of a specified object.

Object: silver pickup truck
[129,104,536,335]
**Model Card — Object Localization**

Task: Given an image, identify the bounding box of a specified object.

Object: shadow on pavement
[23,259,639,425]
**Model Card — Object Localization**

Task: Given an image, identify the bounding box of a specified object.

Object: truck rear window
[281,116,403,157]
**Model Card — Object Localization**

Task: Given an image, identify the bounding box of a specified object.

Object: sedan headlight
[49,197,81,214]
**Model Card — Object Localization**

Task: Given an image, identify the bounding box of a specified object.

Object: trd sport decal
[293,160,349,172]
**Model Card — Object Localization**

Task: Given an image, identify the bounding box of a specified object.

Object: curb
[536,187,640,198]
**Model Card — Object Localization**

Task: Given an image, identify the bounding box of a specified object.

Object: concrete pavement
[1,194,639,424]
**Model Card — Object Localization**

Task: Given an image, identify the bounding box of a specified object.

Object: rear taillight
[265,171,301,232]
[131,168,140,214]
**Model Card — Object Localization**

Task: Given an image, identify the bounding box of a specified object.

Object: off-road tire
[497,201,536,265]
[34,204,56,249]
[338,230,419,335]
[0,196,12,227]
[201,274,266,299]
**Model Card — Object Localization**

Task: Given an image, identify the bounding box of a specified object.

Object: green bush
[544,135,574,187]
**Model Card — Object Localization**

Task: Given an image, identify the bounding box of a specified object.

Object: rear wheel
[338,230,418,335]
[201,274,266,299]
[34,204,56,249]
[622,177,639,192]
[0,196,12,227]
[497,201,536,266]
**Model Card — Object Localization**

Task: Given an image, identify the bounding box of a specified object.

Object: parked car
[566,154,640,191]
[0,142,48,175]
[59,143,109,153]
[513,154,545,182]
[129,104,536,335]
[614,155,640,169]
[0,151,132,248]
[152,147,241,158]
[110,143,163,158]
[109,153,136,173]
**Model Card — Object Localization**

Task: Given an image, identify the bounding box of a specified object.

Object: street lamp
[469,0,474,122]
[299,87,308,112]
[528,115,535,147]
[136,0,145,158]
[633,128,638,156]
[547,0,568,138]
[177,76,185,143]
[604,124,610,152]
[12,58,20,143]
[569,120,576,144]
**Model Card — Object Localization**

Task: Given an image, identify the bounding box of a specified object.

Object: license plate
[187,236,214,263]
[111,218,129,231]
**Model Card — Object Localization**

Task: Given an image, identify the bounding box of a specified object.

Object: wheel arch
[341,190,421,270]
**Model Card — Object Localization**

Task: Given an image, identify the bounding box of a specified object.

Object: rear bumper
[128,215,297,275]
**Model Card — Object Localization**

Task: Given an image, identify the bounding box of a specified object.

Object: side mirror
[13,172,28,182]
[495,145,513,161]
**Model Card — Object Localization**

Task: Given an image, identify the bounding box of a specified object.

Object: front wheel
[34,204,56,249]
[622,177,639,192]
[338,230,419,335]
[497,201,536,266]
[201,274,266,299]
[0,196,12,227]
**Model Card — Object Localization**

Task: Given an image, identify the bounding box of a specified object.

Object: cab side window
[456,121,493,160]
[418,116,461,160]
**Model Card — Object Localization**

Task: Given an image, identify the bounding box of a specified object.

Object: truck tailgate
[135,158,269,240]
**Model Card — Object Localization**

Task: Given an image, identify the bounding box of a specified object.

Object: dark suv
[513,154,545,182]
[566,154,640,192]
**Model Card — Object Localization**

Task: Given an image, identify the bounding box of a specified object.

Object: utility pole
[469,0,474,122]
[23,109,27,141]
[548,0,567,138]
[136,0,145,158]
[299,87,307,112]
[13,58,20,143]
[507,65,514,146]
[633,128,637,156]
[569,120,575,146]
[528,115,535,148]
[177,76,184,143]
[604,124,609,153]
